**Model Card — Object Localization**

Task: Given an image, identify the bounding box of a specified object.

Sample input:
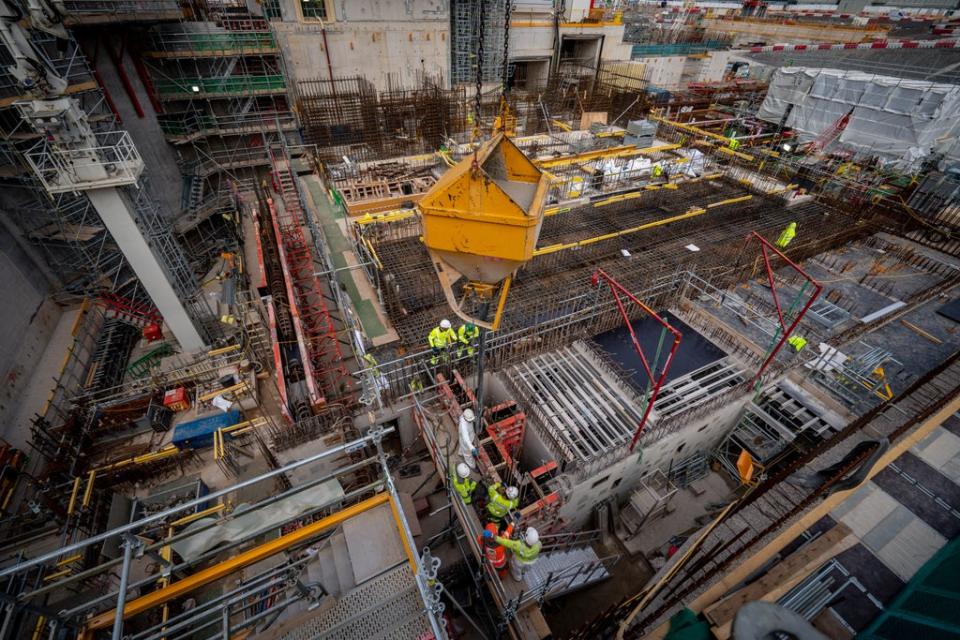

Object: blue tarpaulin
[172,410,240,450]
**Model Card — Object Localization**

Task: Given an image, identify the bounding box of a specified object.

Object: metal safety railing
[515,552,621,609]
[56,0,183,16]
[153,74,286,99]
[145,30,277,55]
[158,111,296,137]
[0,427,445,640]
[22,130,144,194]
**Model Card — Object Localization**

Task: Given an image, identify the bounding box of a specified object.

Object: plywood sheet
[342,503,405,584]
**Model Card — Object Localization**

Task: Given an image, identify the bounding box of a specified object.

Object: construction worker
[486,483,519,524]
[496,526,541,582]
[776,222,797,249]
[428,319,456,366]
[457,322,480,358]
[788,335,807,352]
[458,408,478,470]
[452,462,477,504]
[480,523,508,575]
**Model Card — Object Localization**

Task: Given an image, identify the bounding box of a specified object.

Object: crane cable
[471,0,487,174]
[501,0,512,115]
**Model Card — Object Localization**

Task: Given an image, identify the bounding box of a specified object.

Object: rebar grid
[296,74,466,164]
[366,174,881,351]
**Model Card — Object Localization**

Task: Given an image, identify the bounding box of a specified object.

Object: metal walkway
[524,546,613,602]
[279,563,431,640]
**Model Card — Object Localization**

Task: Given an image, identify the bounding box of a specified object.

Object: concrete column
[85,188,206,351]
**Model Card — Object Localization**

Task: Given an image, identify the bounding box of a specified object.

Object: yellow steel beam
[90,446,181,475]
[706,195,753,209]
[388,491,418,571]
[197,381,249,403]
[170,504,227,528]
[43,568,72,582]
[81,470,96,508]
[533,194,751,257]
[537,143,681,169]
[83,493,392,633]
[534,207,707,257]
[649,113,731,144]
[354,209,417,226]
[207,344,242,357]
[362,237,384,270]
[56,554,82,567]
[66,477,82,516]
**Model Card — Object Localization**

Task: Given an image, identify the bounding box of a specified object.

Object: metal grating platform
[524,546,611,601]
[278,564,430,640]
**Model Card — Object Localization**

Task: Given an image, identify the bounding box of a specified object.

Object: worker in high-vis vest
[776,222,797,249]
[486,483,519,524]
[457,322,480,358]
[788,335,807,352]
[496,527,541,582]
[428,319,457,365]
[480,522,510,575]
[452,462,477,504]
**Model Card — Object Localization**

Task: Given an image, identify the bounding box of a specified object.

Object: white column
[85,188,206,352]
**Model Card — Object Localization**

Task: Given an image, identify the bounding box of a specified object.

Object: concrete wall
[694,50,735,83]
[635,55,687,89]
[273,0,632,91]
[273,0,450,90]
[82,35,185,219]
[556,396,750,529]
[0,220,61,437]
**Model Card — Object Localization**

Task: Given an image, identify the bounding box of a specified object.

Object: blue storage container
[171,410,240,450]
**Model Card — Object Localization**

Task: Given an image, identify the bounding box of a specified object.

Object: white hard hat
[440,319,451,330]
[456,463,470,478]
[462,408,475,422]
[506,486,519,500]
[525,528,539,545]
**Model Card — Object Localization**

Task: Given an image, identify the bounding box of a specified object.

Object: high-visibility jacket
[788,335,807,352]
[458,324,479,345]
[486,484,518,520]
[776,223,797,248]
[481,523,507,569]
[428,326,456,349]
[495,536,541,564]
[451,471,477,504]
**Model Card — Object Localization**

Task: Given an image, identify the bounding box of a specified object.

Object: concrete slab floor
[541,538,653,637]
[617,471,736,557]
[854,295,960,388]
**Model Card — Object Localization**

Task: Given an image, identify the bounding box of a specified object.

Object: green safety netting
[154,75,285,96]
[858,536,960,640]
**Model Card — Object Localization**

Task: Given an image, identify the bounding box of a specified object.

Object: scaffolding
[0,429,445,640]
[450,0,508,86]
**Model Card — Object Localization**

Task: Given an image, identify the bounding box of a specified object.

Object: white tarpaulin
[756,67,960,168]
[171,479,344,561]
